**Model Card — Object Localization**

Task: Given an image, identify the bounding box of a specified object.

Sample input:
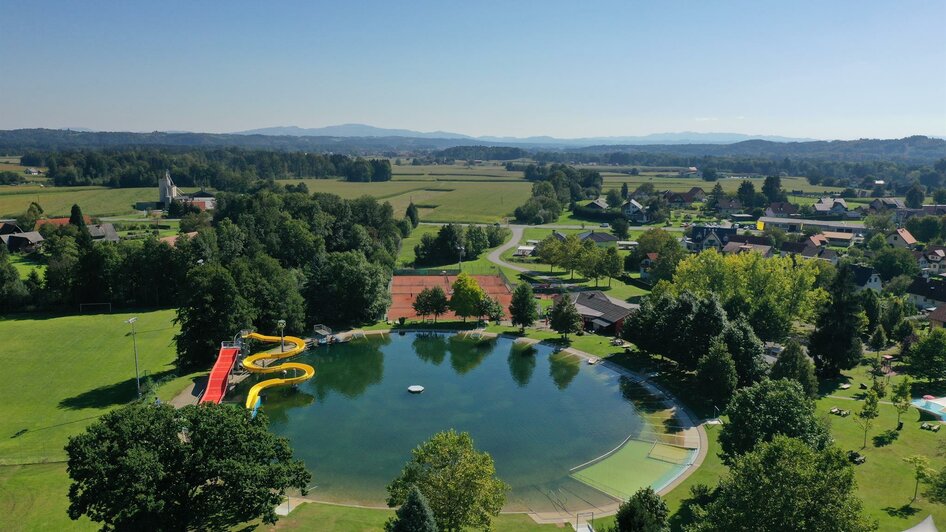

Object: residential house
[24,168,40,175]
[800,246,839,265]
[640,253,659,281]
[0,222,23,235]
[928,305,946,328]
[765,202,799,217]
[630,186,656,201]
[821,231,855,247]
[687,225,737,252]
[587,198,609,211]
[850,264,882,292]
[721,241,773,257]
[678,166,702,178]
[553,291,639,335]
[88,223,120,243]
[622,199,650,223]
[716,199,743,216]
[38,215,92,228]
[663,187,706,208]
[907,277,946,309]
[577,230,619,247]
[918,247,946,276]
[2,231,44,253]
[887,228,917,249]
[813,197,849,216]
[869,198,905,211]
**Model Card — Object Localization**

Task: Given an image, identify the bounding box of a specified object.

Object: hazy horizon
[2,1,944,139]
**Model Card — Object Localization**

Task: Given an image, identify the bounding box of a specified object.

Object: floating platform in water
[407,385,425,394]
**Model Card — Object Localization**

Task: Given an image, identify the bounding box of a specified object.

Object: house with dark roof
[687,225,737,252]
[800,246,839,265]
[577,230,619,247]
[869,198,905,211]
[728,234,773,246]
[663,187,706,208]
[850,264,882,292]
[553,291,639,335]
[2,231,44,253]
[716,198,743,216]
[813,197,849,216]
[622,199,650,223]
[907,277,946,309]
[88,223,120,243]
[0,222,23,235]
[765,202,799,217]
[587,198,609,211]
[721,241,773,257]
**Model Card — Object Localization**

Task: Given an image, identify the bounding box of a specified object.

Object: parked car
[599,223,610,228]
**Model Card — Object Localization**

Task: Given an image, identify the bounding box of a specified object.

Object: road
[487,224,528,272]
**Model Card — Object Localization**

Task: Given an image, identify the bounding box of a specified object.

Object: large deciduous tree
[550,293,583,340]
[908,328,946,383]
[611,487,669,532]
[175,264,254,368]
[306,251,391,326]
[448,273,485,322]
[509,282,538,332]
[65,403,310,531]
[386,430,508,532]
[687,436,876,532]
[697,339,738,409]
[719,379,830,464]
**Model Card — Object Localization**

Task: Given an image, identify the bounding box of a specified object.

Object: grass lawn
[267,502,550,531]
[7,253,46,279]
[0,310,196,464]
[0,309,201,531]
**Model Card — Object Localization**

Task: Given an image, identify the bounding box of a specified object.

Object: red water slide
[199,347,241,404]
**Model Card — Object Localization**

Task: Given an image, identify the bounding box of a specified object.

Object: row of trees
[534,235,624,285]
[410,274,505,323]
[20,148,391,190]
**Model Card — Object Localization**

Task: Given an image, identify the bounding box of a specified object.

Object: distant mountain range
[1,128,942,163]
[233,124,816,145]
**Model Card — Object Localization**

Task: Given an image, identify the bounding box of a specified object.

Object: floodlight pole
[278,319,286,352]
[456,245,465,272]
[126,317,140,397]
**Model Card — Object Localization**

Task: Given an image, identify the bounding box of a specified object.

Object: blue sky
[2,1,944,139]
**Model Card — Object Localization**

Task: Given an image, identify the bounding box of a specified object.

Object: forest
[19,148,391,190]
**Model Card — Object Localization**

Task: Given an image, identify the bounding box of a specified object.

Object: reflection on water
[549,351,580,390]
[507,344,537,387]
[311,335,388,400]
[262,387,316,424]
[413,333,448,365]
[447,336,494,375]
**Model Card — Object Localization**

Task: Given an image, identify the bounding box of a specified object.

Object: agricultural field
[279,178,531,224]
[0,186,195,218]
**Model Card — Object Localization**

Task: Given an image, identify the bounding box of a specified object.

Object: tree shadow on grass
[883,504,920,519]
[58,369,177,410]
[873,429,900,447]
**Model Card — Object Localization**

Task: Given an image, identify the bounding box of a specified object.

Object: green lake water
[235,333,652,513]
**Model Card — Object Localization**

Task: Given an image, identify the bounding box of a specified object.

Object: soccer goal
[79,302,113,314]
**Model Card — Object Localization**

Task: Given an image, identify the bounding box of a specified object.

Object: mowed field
[0,310,200,532]
[0,186,198,218]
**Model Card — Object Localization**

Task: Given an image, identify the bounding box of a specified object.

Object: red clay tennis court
[389,274,513,320]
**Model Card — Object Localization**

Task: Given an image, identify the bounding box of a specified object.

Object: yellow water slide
[241,332,315,411]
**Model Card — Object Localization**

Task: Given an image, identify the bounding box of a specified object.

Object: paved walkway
[486,224,528,272]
